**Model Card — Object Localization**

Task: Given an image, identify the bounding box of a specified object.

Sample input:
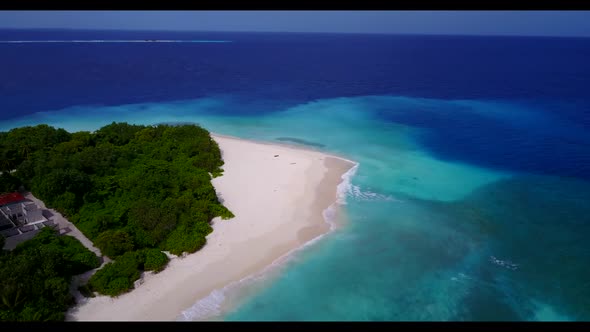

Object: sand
[67,134,356,321]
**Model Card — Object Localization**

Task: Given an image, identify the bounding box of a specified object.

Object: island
[0,122,356,321]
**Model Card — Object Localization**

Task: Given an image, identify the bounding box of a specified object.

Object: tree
[94,122,144,146]
[31,168,91,210]
[1,123,235,309]
[88,251,143,296]
[0,228,99,321]
[0,172,22,194]
[0,124,71,172]
[141,248,169,273]
[128,198,177,248]
[94,230,135,258]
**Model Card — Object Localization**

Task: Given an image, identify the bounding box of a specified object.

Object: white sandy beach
[67,134,355,321]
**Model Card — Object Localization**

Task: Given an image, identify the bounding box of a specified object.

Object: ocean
[1,29,589,321]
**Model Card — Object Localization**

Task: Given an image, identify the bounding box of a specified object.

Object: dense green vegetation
[0,228,100,321]
[88,251,142,297]
[87,248,169,296]
[0,122,233,298]
[142,248,169,272]
[0,124,71,174]
[0,172,21,194]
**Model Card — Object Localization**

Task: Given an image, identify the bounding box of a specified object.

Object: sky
[0,11,589,37]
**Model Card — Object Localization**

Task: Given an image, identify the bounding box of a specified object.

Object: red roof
[0,192,25,206]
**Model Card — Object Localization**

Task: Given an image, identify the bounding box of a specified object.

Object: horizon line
[1,27,589,39]
[0,39,232,43]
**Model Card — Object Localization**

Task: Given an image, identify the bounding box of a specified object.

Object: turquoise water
[2,30,590,321]
[1,95,589,321]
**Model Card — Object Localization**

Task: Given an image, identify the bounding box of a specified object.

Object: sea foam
[0,40,231,43]
[177,161,360,321]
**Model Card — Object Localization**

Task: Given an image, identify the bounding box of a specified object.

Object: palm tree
[0,159,12,173]
[18,144,31,159]
[0,286,25,311]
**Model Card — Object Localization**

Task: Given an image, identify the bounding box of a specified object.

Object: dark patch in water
[275,137,326,148]
[371,98,590,180]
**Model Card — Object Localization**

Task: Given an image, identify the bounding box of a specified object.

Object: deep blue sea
[1,29,589,321]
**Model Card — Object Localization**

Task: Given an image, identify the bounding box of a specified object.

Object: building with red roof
[0,192,26,207]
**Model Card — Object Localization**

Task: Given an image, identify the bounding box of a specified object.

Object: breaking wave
[335,161,359,205]
[0,40,232,43]
[177,160,359,321]
[347,185,401,203]
[490,256,519,270]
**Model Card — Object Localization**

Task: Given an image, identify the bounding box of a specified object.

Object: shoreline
[210,132,357,166]
[68,133,357,321]
[179,156,359,321]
